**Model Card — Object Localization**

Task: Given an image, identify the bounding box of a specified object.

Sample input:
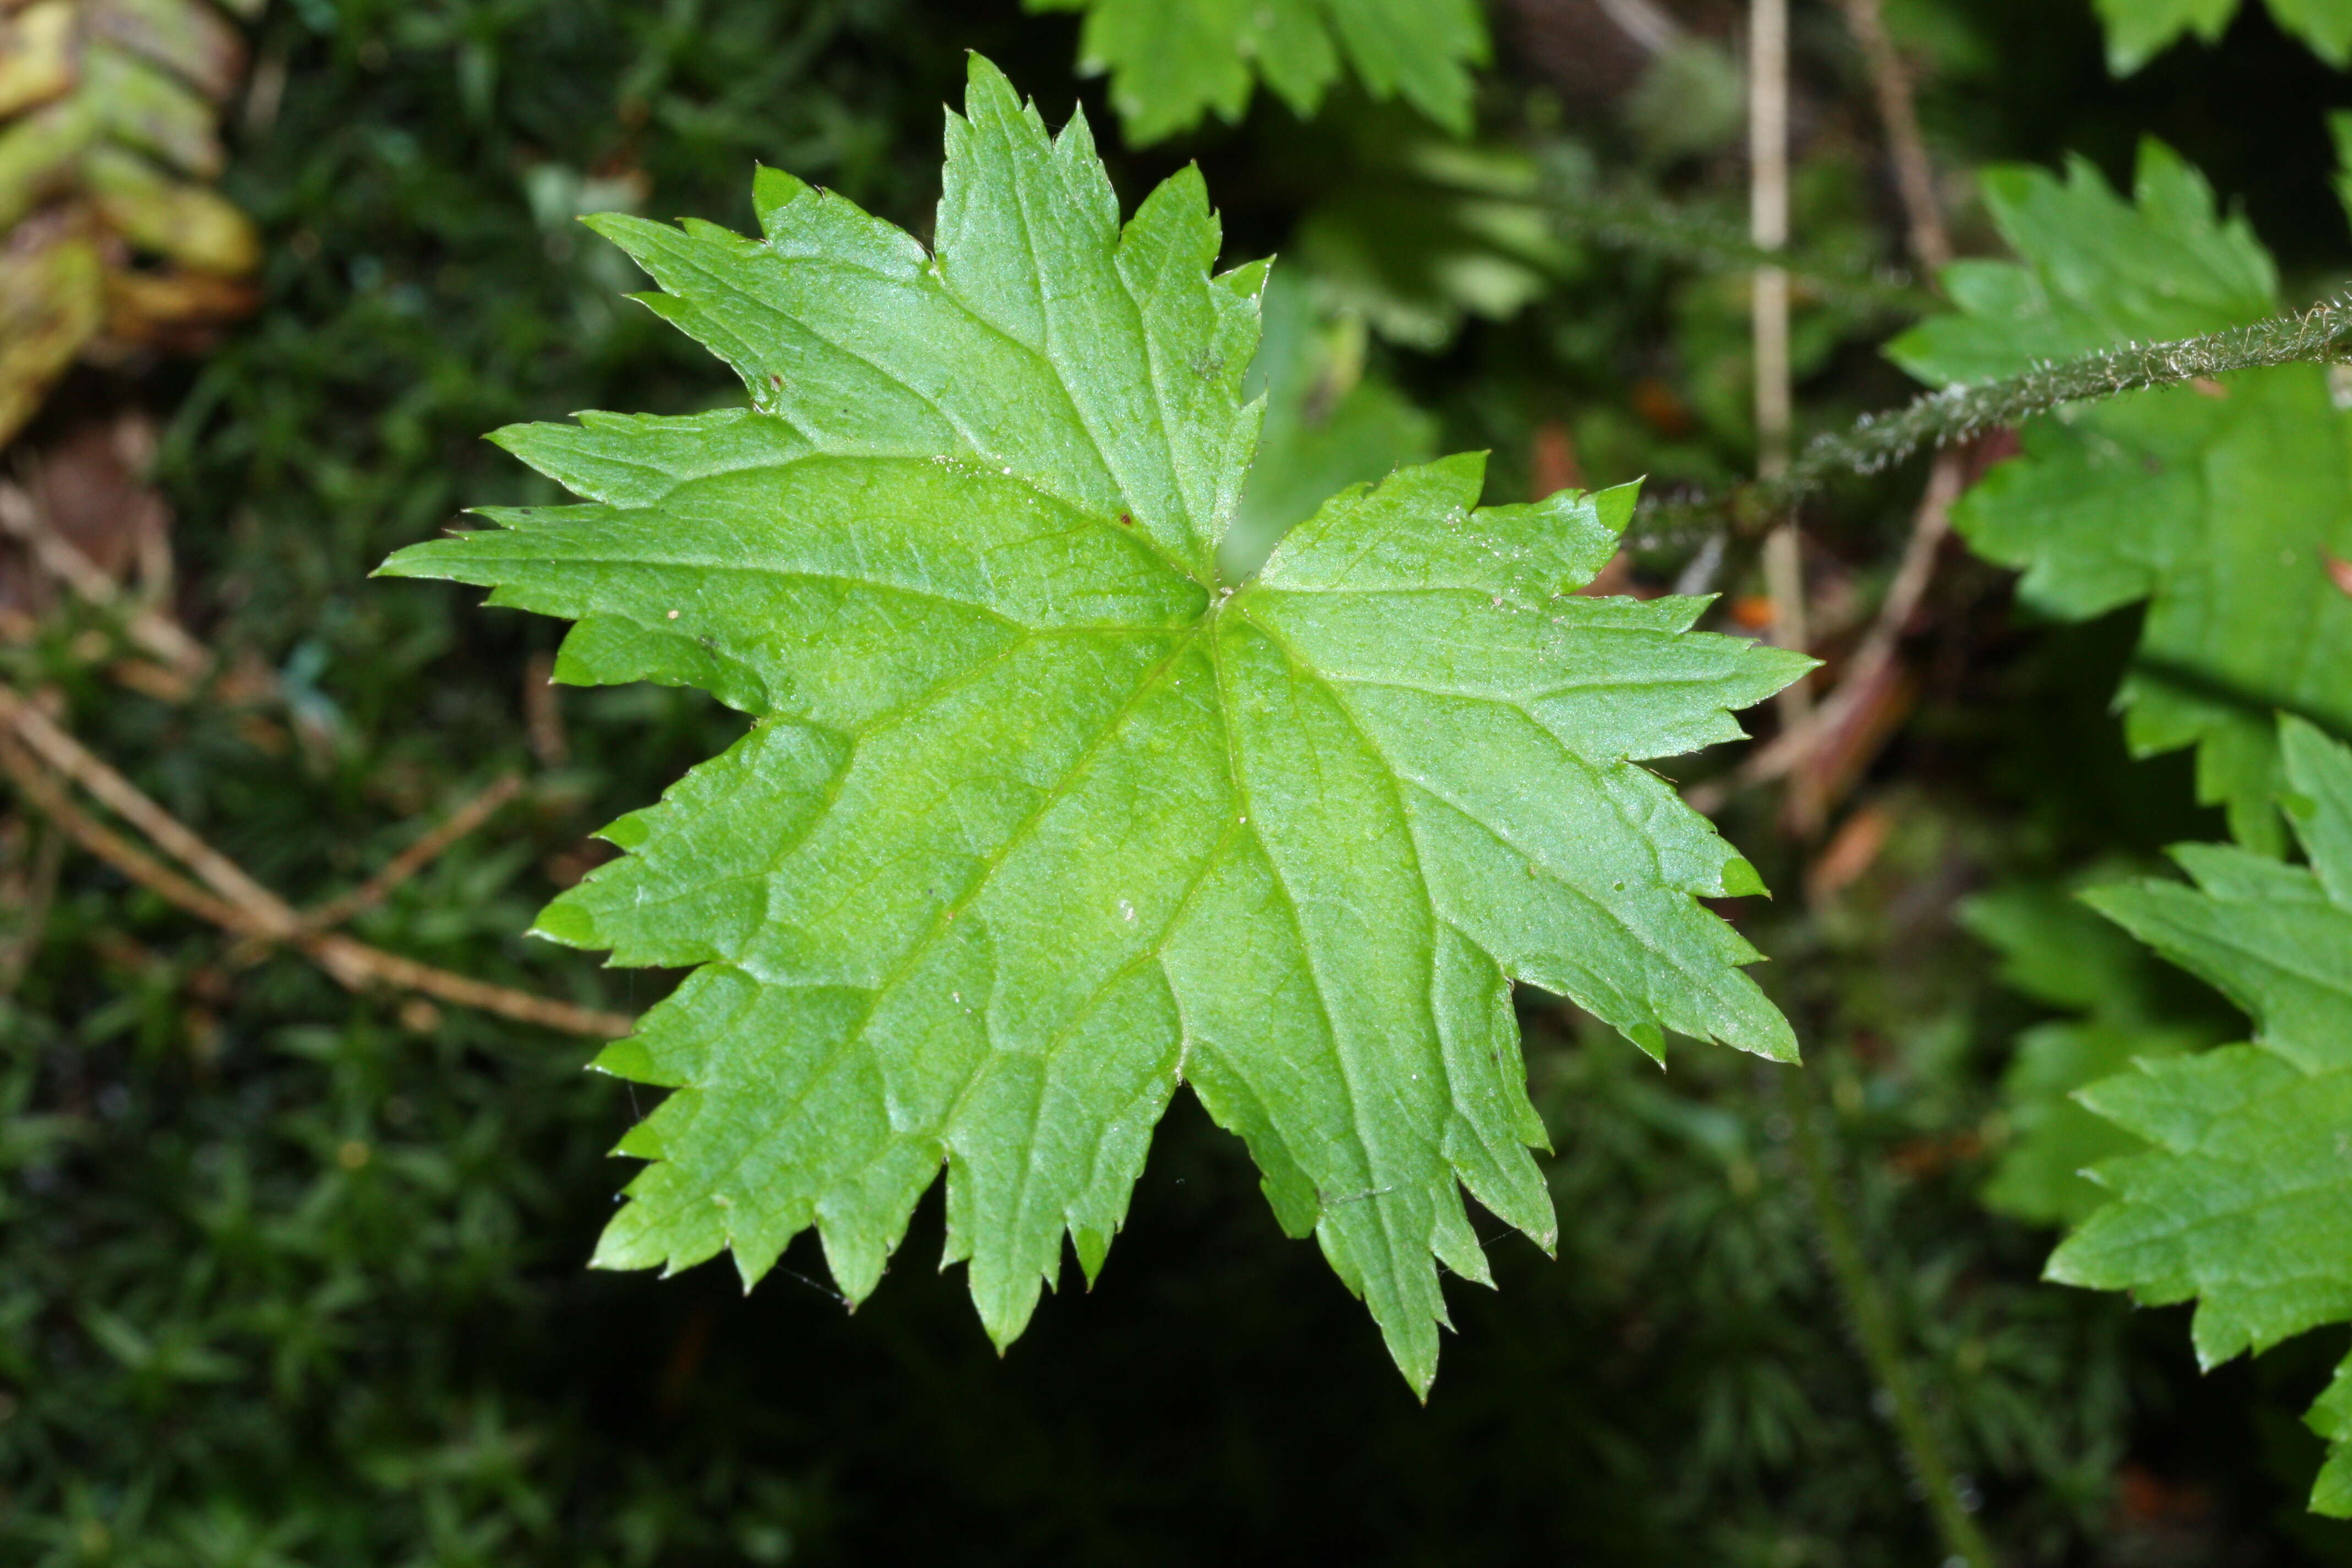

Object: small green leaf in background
[1220,266,1436,579]
[2090,0,2352,74]
[2329,110,2352,231]
[1964,880,2232,1226]
[1289,139,1580,351]
[1890,140,2352,856]
[1025,0,1486,144]
[2046,717,2352,1516]
[380,56,1809,1392]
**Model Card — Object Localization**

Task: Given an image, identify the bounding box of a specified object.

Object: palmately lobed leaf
[1023,0,1487,144]
[1891,141,2352,856]
[2048,718,2352,1515]
[379,56,1806,1392]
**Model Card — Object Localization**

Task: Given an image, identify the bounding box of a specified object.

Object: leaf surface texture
[379,57,1805,1391]
[2049,719,2352,1515]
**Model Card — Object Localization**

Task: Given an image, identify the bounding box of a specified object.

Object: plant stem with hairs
[1635,296,2352,541]
[1782,1067,1999,1568]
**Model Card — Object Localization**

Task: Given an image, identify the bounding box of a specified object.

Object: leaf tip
[1071,1224,1112,1287]
[961,49,1019,110]
[371,540,449,581]
[1719,856,1767,899]
[1591,478,1643,540]
[530,892,604,950]
[589,1036,659,1081]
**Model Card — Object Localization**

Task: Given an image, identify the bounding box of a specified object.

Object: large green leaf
[2089,0,2352,73]
[1024,0,1486,144]
[379,56,1807,1392]
[1890,141,2352,855]
[2047,718,2352,1516]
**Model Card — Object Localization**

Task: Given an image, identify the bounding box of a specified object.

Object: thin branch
[1637,296,2352,541]
[0,737,257,935]
[1752,0,1813,731]
[1694,448,1966,816]
[1722,1,1954,837]
[0,481,213,680]
[0,810,65,999]
[1785,301,2352,493]
[1839,0,1952,271]
[0,690,633,1039]
[300,772,524,933]
[524,651,569,767]
[0,684,307,943]
[304,934,636,1038]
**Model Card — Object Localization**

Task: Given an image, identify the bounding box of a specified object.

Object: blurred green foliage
[1965,878,2235,1227]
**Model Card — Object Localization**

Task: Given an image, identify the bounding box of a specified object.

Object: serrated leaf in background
[1291,138,1578,351]
[0,0,260,446]
[2090,0,2352,74]
[1890,141,2352,856]
[1024,0,1487,144]
[380,56,1810,1392]
[2046,717,2352,1517]
[1963,881,2232,1226]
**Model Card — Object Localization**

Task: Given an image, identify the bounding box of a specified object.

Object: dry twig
[0,687,632,1038]
[1752,0,1959,829]
[0,480,213,680]
[300,772,525,933]
[0,810,65,999]
[0,735,253,934]
[1751,0,1812,732]
[1697,447,1966,816]
[0,682,307,933]
[1838,0,1952,271]
[524,651,569,767]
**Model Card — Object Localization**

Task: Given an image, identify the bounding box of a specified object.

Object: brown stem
[0,809,66,999]
[0,736,258,935]
[1838,0,1953,272]
[300,772,525,933]
[0,692,633,1040]
[0,481,214,680]
[0,683,304,941]
[1707,446,1966,808]
[1751,0,1812,733]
